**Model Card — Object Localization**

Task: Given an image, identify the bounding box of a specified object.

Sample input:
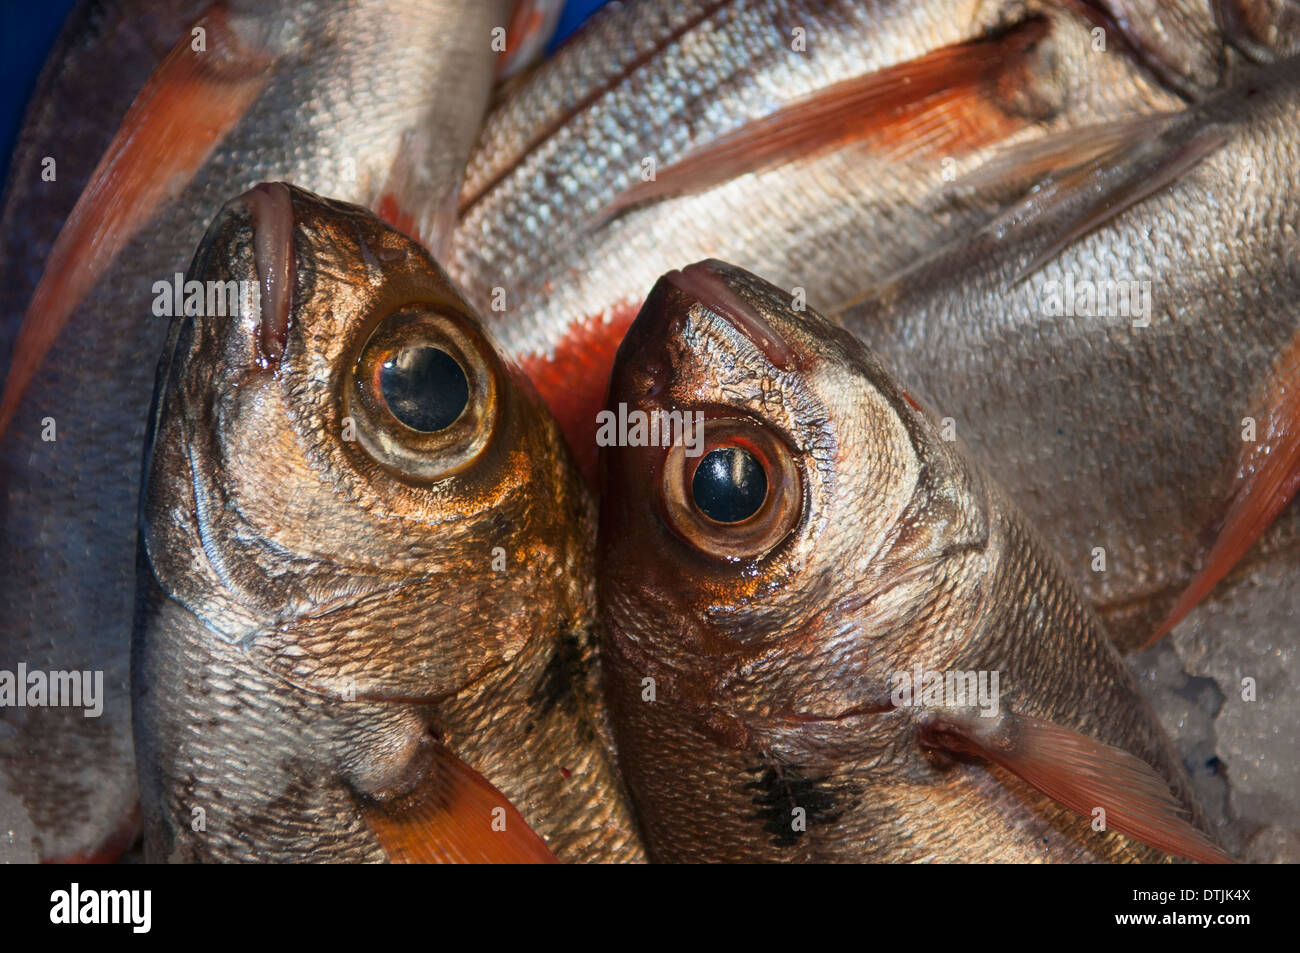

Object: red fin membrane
[601,17,1051,217]
[373,132,464,257]
[0,2,273,439]
[497,0,566,81]
[1147,330,1300,646]
[356,743,558,864]
[920,709,1235,864]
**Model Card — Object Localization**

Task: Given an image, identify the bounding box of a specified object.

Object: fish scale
[840,57,1300,647]
[448,0,1186,482]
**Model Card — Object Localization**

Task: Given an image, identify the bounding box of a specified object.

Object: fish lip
[661,260,797,370]
[604,258,801,418]
[235,181,296,368]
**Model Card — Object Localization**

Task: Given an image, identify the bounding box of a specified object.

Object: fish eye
[661,417,801,560]
[377,345,469,433]
[692,447,767,523]
[347,308,498,480]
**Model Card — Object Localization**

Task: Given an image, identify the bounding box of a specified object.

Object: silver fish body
[840,57,1300,646]
[448,0,1211,476]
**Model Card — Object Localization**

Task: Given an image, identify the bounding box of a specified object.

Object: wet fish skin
[449,0,1196,478]
[0,0,507,861]
[839,56,1300,647]
[597,260,1208,863]
[1076,0,1300,94]
[134,185,642,862]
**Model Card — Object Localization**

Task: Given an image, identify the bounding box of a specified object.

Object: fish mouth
[236,182,296,367]
[607,258,802,414]
[187,181,297,371]
[660,260,796,370]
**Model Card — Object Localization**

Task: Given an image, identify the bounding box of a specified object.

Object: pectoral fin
[601,17,1052,217]
[1146,330,1300,646]
[355,743,558,864]
[0,2,274,439]
[956,111,1229,282]
[918,708,1234,864]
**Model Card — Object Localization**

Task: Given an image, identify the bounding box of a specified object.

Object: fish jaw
[598,260,1210,862]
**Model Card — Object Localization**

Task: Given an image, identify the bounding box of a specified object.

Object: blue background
[0,0,611,186]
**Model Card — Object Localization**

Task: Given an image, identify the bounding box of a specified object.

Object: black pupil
[379,346,469,433]
[691,446,767,524]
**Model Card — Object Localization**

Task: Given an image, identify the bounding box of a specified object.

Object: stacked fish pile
[0,0,1295,863]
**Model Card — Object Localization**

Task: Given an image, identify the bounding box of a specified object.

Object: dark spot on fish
[744,756,852,849]
[528,629,593,736]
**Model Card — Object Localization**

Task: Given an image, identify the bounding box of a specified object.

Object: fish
[447,0,1295,483]
[133,183,644,862]
[596,259,1231,863]
[836,55,1300,651]
[0,0,508,861]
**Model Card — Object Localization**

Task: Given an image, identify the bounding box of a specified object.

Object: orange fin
[1146,329,1300,646]
[0,2,274,440]
[919,709,1235,864]
[601,17,1051,217]
[497,0,566,81]
[356,742,558,864]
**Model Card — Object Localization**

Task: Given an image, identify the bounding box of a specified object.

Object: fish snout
[237,182,295,367]
[184,181,296,374]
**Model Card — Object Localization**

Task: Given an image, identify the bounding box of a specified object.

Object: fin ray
[1147,329,1300,645]
[920,709,1235,863]
[356,742,558,864]
[601,17,1052,217]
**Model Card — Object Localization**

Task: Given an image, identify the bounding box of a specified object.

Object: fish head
[598,259,990,748]
[143,183,592,705]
